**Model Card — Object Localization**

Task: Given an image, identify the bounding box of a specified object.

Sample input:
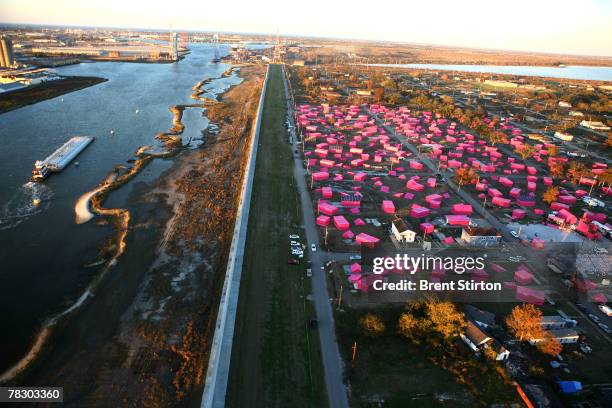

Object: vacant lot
[335,306,518,407]
[226,65,326,408]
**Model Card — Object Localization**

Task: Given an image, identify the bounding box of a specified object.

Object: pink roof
[451,203,472,216]
[514,269,534,285]
[515,286,545,305]
[558,209,578,224]
[312,172,329,181]
[491,196,511,207]
[355,233,380,247]
[342,229,355,239]
[316,215,331,227]
[333,215,350,231]
[445,215,470,226]
[382,200,396,214]
[406,179,425,192]
[420,222,434,234]
[318,201,339,216]
[491,263,506,273]
[410,205,430,218]
[348,273,362,283]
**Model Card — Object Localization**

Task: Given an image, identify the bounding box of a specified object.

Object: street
[282,66,350,408]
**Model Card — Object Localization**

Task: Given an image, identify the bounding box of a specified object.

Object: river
[0,43,239,375]
[369,64,612,81]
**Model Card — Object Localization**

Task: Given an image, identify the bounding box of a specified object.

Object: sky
[1,0,612,56]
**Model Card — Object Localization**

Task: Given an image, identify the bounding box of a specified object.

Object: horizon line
[1,20,612,59]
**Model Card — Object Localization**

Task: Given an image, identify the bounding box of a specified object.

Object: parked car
[510,230,519,238]
[349,255,361,261]
[289,234,300,239]
[311,244,317,252]
[576,303,588,313]
[588,314,600,323]
[306,268,312,277]
[598,323,610,332]
[309,318,318,329]
[290,241,300,246]
[598,304,612,317]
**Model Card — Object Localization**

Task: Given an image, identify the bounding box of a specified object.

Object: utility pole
[588,175,598,197]
[351,341,358,363]
[325,226,329,246]
[337,285,343,307]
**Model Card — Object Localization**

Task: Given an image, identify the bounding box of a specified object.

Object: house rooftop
[465,305,496,327]
[464,321,491,346]
[392,218,411,234]
[463,227,500,237]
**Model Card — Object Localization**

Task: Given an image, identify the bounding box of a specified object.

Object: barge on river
[32,136,94,181]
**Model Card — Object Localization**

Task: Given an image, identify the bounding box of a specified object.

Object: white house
[529,329,579,345]
[580,120,610,131]
[540,316,573,330]
[461,321,510,361]
[391,218,416,243]
[554,131,574,142]
[558,101,572,108]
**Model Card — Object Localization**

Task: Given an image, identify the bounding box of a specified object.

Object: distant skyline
[2,0,612,57]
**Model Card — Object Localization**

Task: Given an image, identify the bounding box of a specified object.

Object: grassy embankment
[226,64,327,407]
[0,76,107,114]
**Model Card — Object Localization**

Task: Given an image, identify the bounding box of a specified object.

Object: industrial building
[0,36,16,68]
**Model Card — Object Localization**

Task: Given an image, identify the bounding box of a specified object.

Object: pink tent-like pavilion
[333,215,350,231]
[316,215,331,227]
[382,200,396,214]
[514,269,534,285]
[515,286,545,305]
[318,201,339,216]
[591,293,608,303]
[355,233,380,248]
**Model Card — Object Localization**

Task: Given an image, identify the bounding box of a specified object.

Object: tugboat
[32,136,94,182]
[32,161,51,181]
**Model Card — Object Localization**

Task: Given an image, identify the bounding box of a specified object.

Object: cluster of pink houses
[377,104,609,242]
[298,103,484,251]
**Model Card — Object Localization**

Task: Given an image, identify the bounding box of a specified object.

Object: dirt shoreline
[10,65,264,407]
[0,76,107,114]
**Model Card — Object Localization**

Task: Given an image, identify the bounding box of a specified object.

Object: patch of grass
[226,65,326,408]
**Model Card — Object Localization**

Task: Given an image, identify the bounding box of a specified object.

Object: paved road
[282,67,350,408]
[509,120,611,165]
